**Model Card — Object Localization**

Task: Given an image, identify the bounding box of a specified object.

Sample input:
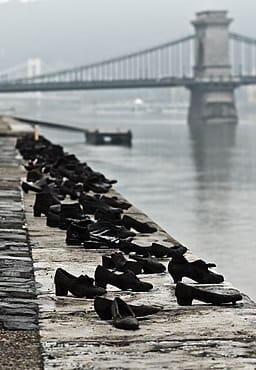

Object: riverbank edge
[1,115,255,369]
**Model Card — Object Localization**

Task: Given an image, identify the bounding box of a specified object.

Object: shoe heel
[55,284,68,296]
[33,208,41,217]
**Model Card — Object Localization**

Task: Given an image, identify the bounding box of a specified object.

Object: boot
[54,268,106,298]
[94,296,162,320]
[94,265,153,292]
[111,297,139,330]
[102,252,143,274]
[66,220,91,245]
[129,253,166,274]
[122,215,157,233]
[33,190,60,217]
[175,282,243,306]
[59,203,86,230]
[168,255,224,284]
[46,204,61,227]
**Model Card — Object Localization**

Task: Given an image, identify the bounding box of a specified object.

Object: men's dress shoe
[149,243,187,258]
[168,255,224,284]
[102,252,143,275]
[111,297,139,330]
[54,268,106,298]
[95,265,153,292]
[122,215,157,233]
[100,195,131,210]
[175,282,243,306]
[89,222,136,240]
[79,193,122,215]
[117,240,187,258]
[94,296,162,320]
[129,253,166,274]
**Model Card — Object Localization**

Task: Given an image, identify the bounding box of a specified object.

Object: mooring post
[188,10,238,124]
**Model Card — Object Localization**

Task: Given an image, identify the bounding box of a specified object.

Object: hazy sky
[0,0,256,71]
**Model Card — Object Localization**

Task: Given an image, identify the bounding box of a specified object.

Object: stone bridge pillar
[188,11,238,124]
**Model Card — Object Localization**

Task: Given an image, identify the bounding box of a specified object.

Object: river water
[8,98,256,300]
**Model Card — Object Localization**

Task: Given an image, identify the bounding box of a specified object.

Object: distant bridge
[1,11,256,123]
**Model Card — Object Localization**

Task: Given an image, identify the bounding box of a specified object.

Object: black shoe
[54,268,106,298]
[94,296,162,320]
[111,297,139,330]
[46,207,61,227]
[21,181,42,194]
[33,190,60,217]
[102,252,143,274]
[150,243,187,258]
[59,203,87,230]
[79,193,122,215]
[129,253,166,274]
[100,195,131,210]
[95,265,153,292]
[175,282,243,306]
[122,215,157,233]
[168,255,224,284]
[89,221,135,239]
[66,220,92,245]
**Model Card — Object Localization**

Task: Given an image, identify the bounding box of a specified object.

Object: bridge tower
[188,10,238,124]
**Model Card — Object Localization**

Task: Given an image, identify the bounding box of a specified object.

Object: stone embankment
[0,116,255,370]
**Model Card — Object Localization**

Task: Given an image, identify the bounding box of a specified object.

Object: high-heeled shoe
[175,282,242,306]
[94,296,162,320]
[168,255,224,284]
[94,265,153,292]
[111,297,139,330]
[54,268,106,298]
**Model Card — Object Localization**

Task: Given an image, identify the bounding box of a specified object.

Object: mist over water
[6,98,256,301]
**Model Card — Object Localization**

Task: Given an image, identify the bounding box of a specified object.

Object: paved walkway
[0,117,42,370]
[0,116,256,369]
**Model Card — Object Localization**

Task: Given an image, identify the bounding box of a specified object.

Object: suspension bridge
[1,10,256,124]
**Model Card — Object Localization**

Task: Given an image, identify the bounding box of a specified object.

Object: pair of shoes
[79,193,123,215]
[117,240,187,258]
[168,255,224,284]
[94,296,162,320]
[95,265,153,292]
[175,282,243,306]
[102,252,143,274]
[129,253,166,274]
[54,268,106,298]
[121,215,157,233]
[89,221,136,239]
[94,297,162,330]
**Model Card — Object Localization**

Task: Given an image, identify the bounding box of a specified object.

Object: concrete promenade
[0,116,256,369]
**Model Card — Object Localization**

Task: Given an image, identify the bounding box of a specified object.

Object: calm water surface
[19,104,256,300]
